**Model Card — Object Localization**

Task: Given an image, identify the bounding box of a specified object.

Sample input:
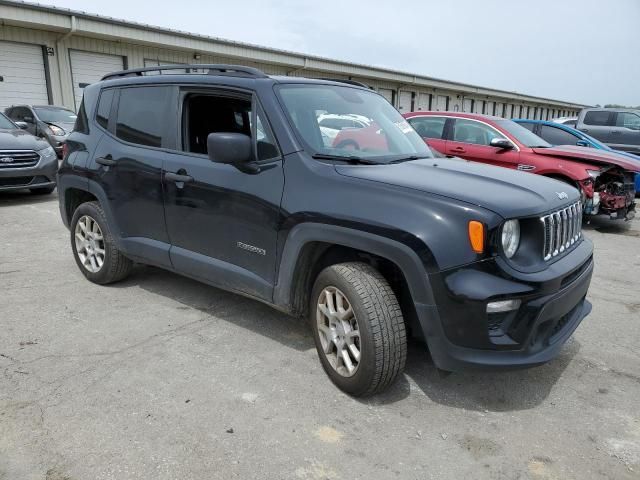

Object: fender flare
[273,222,436,309]
[86,178,125,249]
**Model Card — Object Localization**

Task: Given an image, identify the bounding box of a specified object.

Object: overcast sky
[46,0,640,106]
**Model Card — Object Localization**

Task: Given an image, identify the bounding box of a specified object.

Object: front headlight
[48,124,65,136]
[501,219,520,258]
[38,146,57,160]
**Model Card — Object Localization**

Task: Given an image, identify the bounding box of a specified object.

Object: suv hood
[532,145,640,172]
[335,157,580,218]
[0,129,50,150]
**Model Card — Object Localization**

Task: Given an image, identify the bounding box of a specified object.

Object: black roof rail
[101,64,268,81]
[316,78,373,89]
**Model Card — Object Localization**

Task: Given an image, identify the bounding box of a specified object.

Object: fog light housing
[486,299,521,314]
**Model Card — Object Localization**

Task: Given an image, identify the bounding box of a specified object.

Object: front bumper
[417,239,593,371]
[0,155,58,192]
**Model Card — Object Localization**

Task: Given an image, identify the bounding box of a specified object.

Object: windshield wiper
[387,155,432,164]
[312,153,380,164]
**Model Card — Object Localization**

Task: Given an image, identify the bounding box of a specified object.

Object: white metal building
[0,0,587,117]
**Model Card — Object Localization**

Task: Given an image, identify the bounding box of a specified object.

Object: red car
[393,112,639,220]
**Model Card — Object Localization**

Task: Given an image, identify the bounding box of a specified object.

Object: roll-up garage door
[435,95,448,111]
[0,41,49,111]
[378,88,394,104]
[398,91,413,113]
[417,93,431,111]
[70,50,124,110]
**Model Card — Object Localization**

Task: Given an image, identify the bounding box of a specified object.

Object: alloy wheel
[74,215,105,273]
[316,286,361,377]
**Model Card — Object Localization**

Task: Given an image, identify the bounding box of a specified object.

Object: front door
[163,88,284,301]
[446,118,519,169]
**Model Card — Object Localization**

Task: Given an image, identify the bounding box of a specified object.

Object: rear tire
[30,186,55,195]
[70,201,133,284]
[310,262,407,396]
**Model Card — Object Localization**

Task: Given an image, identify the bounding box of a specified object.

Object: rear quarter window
[583,111,612,126]
[115,86,172,148]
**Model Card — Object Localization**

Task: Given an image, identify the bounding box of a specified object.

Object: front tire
[310,262,407,396]
[70,201,133,284]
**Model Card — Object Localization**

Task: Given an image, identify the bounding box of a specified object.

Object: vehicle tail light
[468,221,485,254]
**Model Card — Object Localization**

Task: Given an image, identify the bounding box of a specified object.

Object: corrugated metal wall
[0,23,581,118]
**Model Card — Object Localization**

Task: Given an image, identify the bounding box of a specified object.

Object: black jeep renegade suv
[57,65,593,396]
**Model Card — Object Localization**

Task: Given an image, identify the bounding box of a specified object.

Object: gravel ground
[1,190,639,480]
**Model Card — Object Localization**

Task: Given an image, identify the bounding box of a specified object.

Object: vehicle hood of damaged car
[335,157,581,218]
[532,145,640,172]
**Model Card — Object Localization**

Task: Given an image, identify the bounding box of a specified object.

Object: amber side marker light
[468,221,485,253]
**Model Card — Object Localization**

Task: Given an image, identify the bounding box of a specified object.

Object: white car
[317,114,372,147]
[551,116,578,127]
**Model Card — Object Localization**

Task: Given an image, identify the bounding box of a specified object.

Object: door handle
[96,156,116,166]
[165,172,193,183]
[450,147,466,153]
[611,130,620,134]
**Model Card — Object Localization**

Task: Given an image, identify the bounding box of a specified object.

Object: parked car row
[326,107,639,220]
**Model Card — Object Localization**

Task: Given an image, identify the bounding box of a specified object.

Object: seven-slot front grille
[541,202,582,261]
[0,150,40,169]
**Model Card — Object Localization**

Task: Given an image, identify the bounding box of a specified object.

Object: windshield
[496,120,551,148]
[0,113,16,130]
[276,84,432,163]
[34,107,77,124]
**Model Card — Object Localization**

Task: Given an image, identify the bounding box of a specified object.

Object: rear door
[612,111,640,153]
[446,118,519,169]
[88,85,173,267]
[406,115,448,153]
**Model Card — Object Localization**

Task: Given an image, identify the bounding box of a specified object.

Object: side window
[407,117,446,139]
[452,119,506,146]
[181,92,280,160]
[539,125,579,145]
[115,86,172,148]
[583,111,612,126]
[74,99,89,134]
[615,112,640,130]
[182,92,251,155]
[96,89,114,129]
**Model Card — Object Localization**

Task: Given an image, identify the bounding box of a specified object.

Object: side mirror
[490,138,514,150]
[23,116,34,124]
[576,140,589,147]
[207,132,253,166]
[14,121,29,130]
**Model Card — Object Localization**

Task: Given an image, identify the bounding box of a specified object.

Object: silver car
[0,112,58,195]
[4,105,76,158]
